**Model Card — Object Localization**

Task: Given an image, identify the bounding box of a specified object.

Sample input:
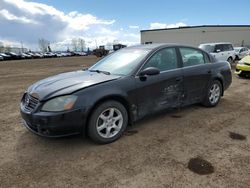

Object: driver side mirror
[139,67,160,77]
[215,49,221,53]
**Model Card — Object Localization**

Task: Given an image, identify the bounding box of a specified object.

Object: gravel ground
[0,56,250,188]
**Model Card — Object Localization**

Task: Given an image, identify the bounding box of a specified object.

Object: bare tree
[71,38,78,52]
[38,38,50,52]
[78,38,85,52]
[0,45,4,53]
[4,45,11,52]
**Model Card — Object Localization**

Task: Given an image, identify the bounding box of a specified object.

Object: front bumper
[20,106,86,138]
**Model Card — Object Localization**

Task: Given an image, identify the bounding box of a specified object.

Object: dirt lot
[0,56,250,188]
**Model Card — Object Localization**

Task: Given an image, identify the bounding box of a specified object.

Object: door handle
[176,77,183,82]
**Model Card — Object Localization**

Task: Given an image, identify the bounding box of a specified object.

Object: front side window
[142,48,178,72]
[180,48,206,67]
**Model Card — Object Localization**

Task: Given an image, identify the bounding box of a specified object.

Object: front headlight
[41,95,78,112]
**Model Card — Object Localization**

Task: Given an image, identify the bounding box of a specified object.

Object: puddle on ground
[188,157,214,175]
[171,115,182,118]
[229,132,246,140]
[124,130,138,136]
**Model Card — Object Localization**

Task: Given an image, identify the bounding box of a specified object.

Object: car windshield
[199,45,215,53]
[89,48,150,75]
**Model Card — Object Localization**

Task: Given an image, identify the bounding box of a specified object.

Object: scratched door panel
[135,69,183,118]
[181,63,212,105]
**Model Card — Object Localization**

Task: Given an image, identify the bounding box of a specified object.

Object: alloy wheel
[96,107,123,139]
[209,83,220,104]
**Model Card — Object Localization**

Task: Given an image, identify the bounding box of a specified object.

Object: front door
[135,47,184,118]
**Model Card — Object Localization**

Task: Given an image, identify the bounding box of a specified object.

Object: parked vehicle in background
[20,44,232,144]
[234,47,250,60]
[93,46,109,57]
[33,52,44,58]
[0,55,3,61]
[44,52,57,58]
[235,55,250,77]
[0,53,12,60]
[5,52,22,60]
[75,52,87,56]
[199,42,236,63]
[113,44,127,51]
[21,53,32,59]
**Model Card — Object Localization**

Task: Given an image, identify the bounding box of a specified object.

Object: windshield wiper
[89,69,111,75]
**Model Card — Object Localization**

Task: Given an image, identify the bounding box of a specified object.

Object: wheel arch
[213,77,224,96]
[84,95,133,135]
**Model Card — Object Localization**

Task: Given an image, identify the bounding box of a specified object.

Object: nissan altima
[20,44,232,144]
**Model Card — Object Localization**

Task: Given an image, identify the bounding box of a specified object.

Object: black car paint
[20,44,232,137]
[27,70,121,101]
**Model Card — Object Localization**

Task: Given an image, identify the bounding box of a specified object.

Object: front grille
[23,93,39,112]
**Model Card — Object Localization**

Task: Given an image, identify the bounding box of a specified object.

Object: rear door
[178,47,212,105]
[135,47,184,118]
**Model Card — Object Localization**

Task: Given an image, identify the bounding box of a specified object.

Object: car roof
[125,43,192,50]
[199,42,232,46]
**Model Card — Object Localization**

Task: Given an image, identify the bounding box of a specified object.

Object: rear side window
[179,48,206,67]
[228,44,234,51]
[223,44,233,51]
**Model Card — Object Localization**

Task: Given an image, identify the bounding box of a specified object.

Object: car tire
[202,80,222,107]
[88,100,128,144]
[227,57,233,64]
[238,73,246,78]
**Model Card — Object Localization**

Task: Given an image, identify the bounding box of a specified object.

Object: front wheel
[88,100,128,144]
[202,80,222,107]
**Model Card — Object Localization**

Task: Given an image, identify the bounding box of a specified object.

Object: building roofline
[140,25,250,33]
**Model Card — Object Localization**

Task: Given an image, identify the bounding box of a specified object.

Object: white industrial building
[140,25,250,48]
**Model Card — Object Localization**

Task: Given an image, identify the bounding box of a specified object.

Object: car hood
[27,70,121,101]
[241,55,250,64]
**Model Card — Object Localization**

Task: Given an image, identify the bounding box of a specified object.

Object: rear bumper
[20,107,86,138]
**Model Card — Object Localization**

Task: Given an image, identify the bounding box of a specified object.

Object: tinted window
[143,48,178,72]
[180,48,205,67]
[199,44,215,53]
[214,44,224,52]
[223,44,233,51]
[228,44,234,51]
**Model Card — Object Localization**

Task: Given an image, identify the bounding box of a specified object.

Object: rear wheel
[202,80,222,107]
[88,100,128,144]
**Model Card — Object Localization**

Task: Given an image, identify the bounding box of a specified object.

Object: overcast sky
[0,0,250,51]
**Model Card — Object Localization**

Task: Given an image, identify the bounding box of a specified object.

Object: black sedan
[20,44,232,144]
